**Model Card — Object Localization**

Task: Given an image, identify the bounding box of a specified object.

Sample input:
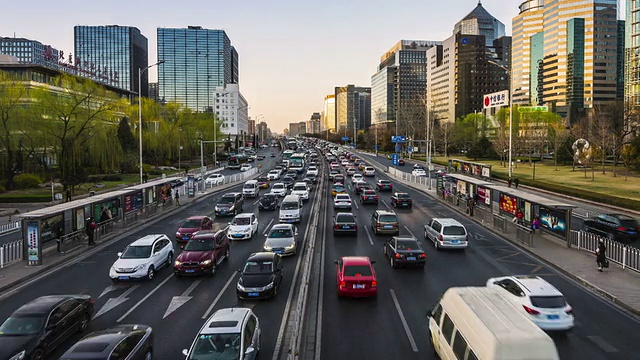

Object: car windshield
[530,296,566,309]
[273,184,284,189]
[219,197,235,204]
[363,191,376,196]
[379,215,397,223]
[336,214,355,223]
[261,195,276,202]
[396,194,410,199]
[379,181,390,185]
[121,245,152,259]
[0,315,45,336]
[182,219,201,228]
[257,177,268,182]
[243,261,273,274]
[293,185,306,191]
[188,333,241,360]
[269,228,293,238]
[343,265,372,277]
[620,219,640,228]
[397,239,420,250]
[281,202,299,210]
[232,217,251,225]
[443,226,466,235]
[184,239,215,251]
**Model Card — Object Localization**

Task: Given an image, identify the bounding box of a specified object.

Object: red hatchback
[176,216,213,243]
[173,229,230,276]
[335,256,377,298]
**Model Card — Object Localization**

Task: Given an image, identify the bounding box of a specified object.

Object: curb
[359,151,640,317]
[0,176,254,295]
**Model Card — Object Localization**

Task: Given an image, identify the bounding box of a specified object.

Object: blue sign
[461,37,468,45]
[392,153,399,166]
[373,145,379,150]
[391,136,406,143]
[395,144,402,153]
[407,146,413,153]
[341,137,350,141]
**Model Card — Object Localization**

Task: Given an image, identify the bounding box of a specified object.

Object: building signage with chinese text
[483,90,509,109]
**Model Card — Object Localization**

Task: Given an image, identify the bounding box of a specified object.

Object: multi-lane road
[308,153,640,360]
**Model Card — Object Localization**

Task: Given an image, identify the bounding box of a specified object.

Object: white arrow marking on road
[163,280,201,319]
[93,285,139,320]
[99,284,121,299]
[263,219,274,235]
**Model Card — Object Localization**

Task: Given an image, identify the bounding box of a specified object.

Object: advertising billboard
[477,187,491,206]
[26,221,39,262]
[539,207,567,237]
[499,193,517,215]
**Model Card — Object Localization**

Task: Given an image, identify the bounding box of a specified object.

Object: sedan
[281,176,295,189]
[360,189,379,204]
[333,212,358,236]
[174,230,230,276]
[267,170,281,180]
[329,170,339,180]
[391,192,413,209]
[354,181,372,195]
[412,169,427,177]
[60,325,153,360]
[227,213,259,240]
[240,164,252,172]
[333,174,346,183]
[334,194,353,211]
[236,252,284,300]
[335,256,377,298]
[204,173,225,186]
[384,236,426,268]
[331,184,346,197]
[110,234,174,282]
[271,182,288,197]
[346,167,357,176]
[258,193,280,211]
[256,176,270,189]
[376,179,393,192]
[351,174,364,183]
[263,224,298,256]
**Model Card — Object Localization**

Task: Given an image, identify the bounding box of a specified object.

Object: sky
[0,0,624,132]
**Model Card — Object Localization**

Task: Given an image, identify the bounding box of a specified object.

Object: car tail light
[371,280,377,287]
[335,224,340,230]
[395,253,401,259]
[354,224,358,229]
[523,305,540,315]
[617,226,627,231]
[90,298,95,304]
[439,234,444,242]
[339,281,346,288]
[565,306,573,314]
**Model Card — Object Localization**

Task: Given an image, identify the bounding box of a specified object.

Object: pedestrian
[507,177,513,188]
[514,178,520,189]
[85,217,96,246]
[105,206,113,221]
[596,239,607,272]
[66,188,72,202]
[516,209,524,225]
[532,216,540,233]
[175,189,181,206]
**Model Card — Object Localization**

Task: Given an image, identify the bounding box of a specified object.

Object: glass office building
[453,1,506,47]
[0,37,60,66]
[74,25,149,96]
[157,26,238,112]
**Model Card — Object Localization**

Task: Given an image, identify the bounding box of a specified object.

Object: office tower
[74,25,148,96]
[148,82,159,102]
[213,84,248,136]
[0,37,60,66]
[335,85,371,134]
[289,122,306,136]
[323,94,336,132]
[453,1,506,47]
[511,1,544,105]
[307,113,321,134]
[626,0,639,107]
[157,26,237,111]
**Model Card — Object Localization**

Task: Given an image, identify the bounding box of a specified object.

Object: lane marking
[263,218,274,235]
[586,336,619,353]
[315,203,328,360]
[381,199,390,209]
[403,226,415,238]
[253,199,260,205]
[353,198,359,209]
[163,280,201,319]
[93,285,139,320]
[390,289,419,353]
[202,272,239,319]
[364,227,374,246]
[117,274,173,322]
[530,265,544,274]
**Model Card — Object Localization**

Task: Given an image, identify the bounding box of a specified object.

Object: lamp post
[487,60,513,178]
[138,60,164,183]
[178,128,182,171]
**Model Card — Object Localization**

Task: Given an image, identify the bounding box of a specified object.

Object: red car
[175,216,213,243]
[335,256,377,298]
[173,229,230,276]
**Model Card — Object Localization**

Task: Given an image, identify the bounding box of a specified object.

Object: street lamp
[138,60,164,183]
[487,59,513,178]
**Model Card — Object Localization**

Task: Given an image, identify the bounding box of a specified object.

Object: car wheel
[147,266,155,281]
[225,248,230,261]
[78,313,90,332]
[390,256,396,268]
[210,262,218,276]
[166,252,173,267]
[30,348,45,360]
[144,350,153,360]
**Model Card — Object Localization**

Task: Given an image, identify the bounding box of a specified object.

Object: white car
[205,173,225,186]
[271,183,288,197]
[351,173,364,184]
[333,194,352,210]
[267,170,281,180]
[263,223,298,256]
[412,169,427,177]
[341,160,350,166]
[363,166,376,177]
[109,234,174,282]
[227,213,259,240]
[486,275,575,331]
[240,164,252,172]
[307,166,319,177]
[290,182,310,201]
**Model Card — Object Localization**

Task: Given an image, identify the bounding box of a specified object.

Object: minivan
[371,210,399,235]
[279,194,303,223]
[427,287,559,360]
[424,218,468,250]
[242,180,260,198]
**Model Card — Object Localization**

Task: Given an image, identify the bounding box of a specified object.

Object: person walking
[532,216,541,233]
[175,189,181,206]
[514,178,520,189]
[507,177,512,188]
[596,239,607,272]
[66,188,72,202]
[85,217,96,246]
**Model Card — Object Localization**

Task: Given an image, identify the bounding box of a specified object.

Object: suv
[110,234,175,282]
[183,308,261,359]
[370,210,399,235]
[583,214,640,243]
[176,216,213,243]
[424,218,468,250]
[215,192,244,216]
[390,192,413,209]
[174,230,230,276]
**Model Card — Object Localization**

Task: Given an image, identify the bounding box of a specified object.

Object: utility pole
[353,116,357,148]
[426,104,432,190]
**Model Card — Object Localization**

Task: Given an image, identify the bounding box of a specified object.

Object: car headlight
[176,232,181,236]
[265,282,274,290]
[174,260,181,266]
[264,244,272,251]
[243,228,251,233]
[8,350,25,360]
[285,244,295,250]
[201,259,212,265]
[229,205,235,210]
[133,264,145,271]
[237,282,246,291]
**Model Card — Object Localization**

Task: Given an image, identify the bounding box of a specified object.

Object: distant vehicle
[227,154,249,170]
[174,230,230,276]
[289,153,306,174]
[215,193,244,216]
[334,194,353,211]
[287,140,298,150]
[291,182,310,201]
[110,234,174,282]
[363,166,376,176]
[271,183,288,197]
[227,213,259,240]
[333,212,357,236]
[333,174,345,183]
[424,218,468,250]
[354,181,372,195]
[205,173,225,186]
[351,173,364,183]
[256,176,270,189]
[176,215,213,242]
[583,214,640,243]
[264,224,298,256]
[307,166,319,177]
[335,256,377,298]
[237,253,284,300]
[258,193,279,211]
[383,236,426,268]
[60,324,153,360]
[390,192,413,209]
[398,158,405,166]
[371,210,399,235]
[376,179,393,191]
[360,189,379,204]
[331,183,346,197]
[267,170,281,180]
[240,164,252,172]
[412,168,427,177]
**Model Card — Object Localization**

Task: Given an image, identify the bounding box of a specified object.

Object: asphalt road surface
[0,151,312,359]
[315,160,640,360]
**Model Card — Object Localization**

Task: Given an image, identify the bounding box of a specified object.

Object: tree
[591,105,614,174]
[620,144,637,180]
[0,71,30,189]
[547,119,570,170]
[117,117,137,153]
[434,120,455,158]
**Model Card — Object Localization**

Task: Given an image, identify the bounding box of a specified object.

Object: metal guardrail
[0,221,21,235]
[123,211,139,227]
[57,229,86,254]
[570,230,640,273]
[1,239,22,268]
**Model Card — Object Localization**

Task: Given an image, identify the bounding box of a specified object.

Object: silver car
[263,224,298,256]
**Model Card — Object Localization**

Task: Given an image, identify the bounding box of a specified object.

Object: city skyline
[0,0,626,132]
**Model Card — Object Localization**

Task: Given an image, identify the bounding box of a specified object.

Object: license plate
[547,315,559,320]
[384,225,392,228]
[343,226,350,229]
[119,276,130,280]
[234,234,243,237]
[353,284,365,289]
[275,250,283,254]
[451,240,459,244]
[407,257,416,261]
[185,270,195,273]
[402,203,408,206]
[220,211,226,214]
[182,237,189,240]
[629,231,637,235]
[248,292,260,297]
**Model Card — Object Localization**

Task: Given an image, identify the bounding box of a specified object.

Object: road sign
[483,90,509,109]
[392,153,399,166]
[519,106,549,113]
[395,144,402,153]
[373,145,379,150]
[407,146,413,153]
[341,137,350,141]
[391,135,407,143]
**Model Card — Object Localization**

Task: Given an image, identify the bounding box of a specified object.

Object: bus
[227,154,248,170]
[289,153,306,174]
[282,150,294,161]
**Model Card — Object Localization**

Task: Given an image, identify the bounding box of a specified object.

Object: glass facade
[453,2,506,47]
[0,37,59,66]
[157,27,237,112]
[335,85,371,133]
[530,32,544,105]
[74,25,149,96]
[566,18,585,122]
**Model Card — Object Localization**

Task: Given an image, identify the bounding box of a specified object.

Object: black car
[0,295,94,360]
[215,192,244,216]
[360,189,379,204]
[391,192,413,209]
[333,212,358,236]
[355,182,373,195]
[258,193,279,211]
[376,179,393,192]
[237,252,284,300]
[257,155,265,160]
[384,236,426,268]
[398,159,405,166]
[281,176,295,189]
[583,214,640,243]
[170,179,185,188]
[59,324,153,360]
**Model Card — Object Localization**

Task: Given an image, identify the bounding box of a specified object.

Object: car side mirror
[371,260,376,264]
[182,349,189,356]
[117,252,123,257]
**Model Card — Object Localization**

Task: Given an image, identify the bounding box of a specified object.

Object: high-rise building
[247,119,256,136]
[371,40,441,125]
[322,94,336,132]
[307,113,321,134]
[335,85,371,134]
[512,1,545,105]
[213,84,248,136]
[157,26,238,111]
[256,121,270,143]
[74,25,149,96]
[453,1,506,47]
[289,122,306,136]
[148,82,159,102]
[626,0,640,107]
[0,37,60,67]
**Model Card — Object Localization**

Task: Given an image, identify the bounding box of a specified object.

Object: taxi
[331,183,347,197]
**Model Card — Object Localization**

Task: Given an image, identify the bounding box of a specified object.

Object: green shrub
[14,173,43,189]
[148,170,162,176]
[102,174,123,182]
[0,185,6,193]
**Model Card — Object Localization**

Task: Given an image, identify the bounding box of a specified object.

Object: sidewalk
[0,170,258,294]
[359,150,640,316]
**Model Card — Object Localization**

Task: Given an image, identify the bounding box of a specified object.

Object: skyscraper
[453,1,506,47]
[74,25,149,96]
[512,1,544,105]
[335,85,371,134]
[0,37,60,67]
[626,0,640,108]
[157,26,238,112]
[323,94,336,132]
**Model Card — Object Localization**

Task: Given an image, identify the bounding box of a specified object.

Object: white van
[242,180,260,198]
[279,195,303,223]
[427,287,559,360]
